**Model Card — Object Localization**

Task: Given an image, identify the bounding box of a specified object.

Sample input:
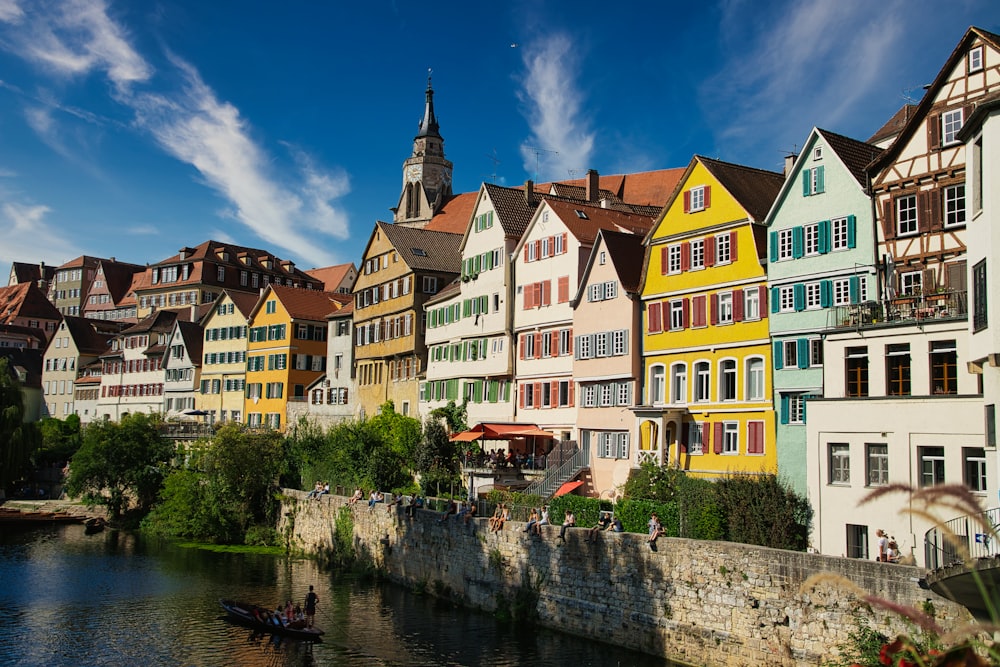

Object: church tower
[393,74,453,227]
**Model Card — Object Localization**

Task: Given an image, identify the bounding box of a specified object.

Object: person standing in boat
[304,585,319,628]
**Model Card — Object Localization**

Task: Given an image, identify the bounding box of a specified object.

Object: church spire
[416,69,440,139]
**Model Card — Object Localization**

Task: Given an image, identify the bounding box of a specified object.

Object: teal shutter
[820,280,833,307]
[793,284,805,311]
[849,276,860,304]
[770,287,780,313]
[769,231,778,263]
[815,166,825,193]
[792,226,804,258]
[780,394,790,424]
[773,340,784,369]
[801,170,811,197]
[797,339,809,369]
[847,214,857,249]
[818,220,831,253]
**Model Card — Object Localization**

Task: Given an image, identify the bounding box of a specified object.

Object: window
[919,446,945,487]
[846,524,868,560]
[670,300,685,331]
[830,217,849,251]
[805,282,821,310]
[886,344,911,396]
[715,233,731,264]
[217,266,225,282]
[690,239,704,269]
[845,347,868,397]
[689,186,706,212]
[722,422,738,454]
[930,340,957,395]
[973,260,988,332]
[719,359,737,401]
[810,339,823,367]
[803,166,824,195]
[422,276,438,294]
[746,358,764,401]
[717,292,733,324]
[783,340,798,369]
[866,444,888,487]
[778,229,793,260]
[969,45,984,72]
[779,286,795,312]
[611,330,627,356]
[896,195,917,236]
[670,363,687,405]
[787,394,806,424]
[829,444,850,484]
[964,448,987,493]
[265,300,276,314]
[744,288,760,320]
[944,184,966,227]
[900,271,922,296]
[667,245,682,274]
[694,362,710,402]
[941,109,964,146]
[687,423,704,455]
[803,223,819,256]
[649,365,665,405]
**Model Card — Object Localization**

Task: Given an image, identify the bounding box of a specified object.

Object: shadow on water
[0,524,674,667]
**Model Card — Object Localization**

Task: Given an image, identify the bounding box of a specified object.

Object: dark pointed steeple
[416,70,440,139]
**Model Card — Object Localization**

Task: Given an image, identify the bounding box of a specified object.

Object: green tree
[429,400,468,435]
[0,358,41,495]
[65,413,174,520]
[413,419,462,496]
[368,401,422,461]
[36,415,82,466]
[714,473,812,551]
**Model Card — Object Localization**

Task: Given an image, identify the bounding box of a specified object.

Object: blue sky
[0,0,996,283]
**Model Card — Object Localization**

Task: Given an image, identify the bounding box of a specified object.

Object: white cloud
[517,34,594,182]
[0,0,23,23]
[0,0,352,267]
[125,224,158,236]
[0,200,78,269]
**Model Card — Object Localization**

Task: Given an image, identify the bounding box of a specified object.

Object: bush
[244,525,281,547]
[715,473,812,551]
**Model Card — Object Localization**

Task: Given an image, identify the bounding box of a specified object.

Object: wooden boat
[84,517,106,534]
[219,599,324,641]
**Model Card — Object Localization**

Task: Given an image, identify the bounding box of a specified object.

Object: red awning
[554,480,583,497]
[449,431,483,442]
[511,428,556,438]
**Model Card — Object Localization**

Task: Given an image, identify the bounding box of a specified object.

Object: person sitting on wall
[585,511,611,543]
[558,509,576,542]
[534,506,550,536]
[348,488,363,505]
[607,515,623,533]
[305,481,322,499]
[463,502,478,525]
[523,508,540,535]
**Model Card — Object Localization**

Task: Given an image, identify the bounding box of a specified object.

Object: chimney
[524,179,534,203]
[784,154,796,177]
[586,169,599,202]
[37,261,48,291]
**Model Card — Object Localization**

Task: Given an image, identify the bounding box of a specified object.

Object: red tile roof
[425,191,480,234]
[269,284,352,322]
[544,199,655,245]
[0,282,61,324]
[306,263,356,292]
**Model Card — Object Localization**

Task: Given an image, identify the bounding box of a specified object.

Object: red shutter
[550,381,559,408]
[561,233,568,253]
[710,293,719,325]
[927,113,940,150]
[680,241,691,271]
[733,291,744,322]
[550,332,559,357]
[524,246,530,262]
[533,282,542,307]
[759,285,768,319]
[519,334,526,360]
[713,423,724,454]
[567,381,575,406]
[542,280,551,306]
[917,191,931,233]
[558,276,569,303]
[648,302,662,333]
[534,382,542,406]
[693,295,705,327]
[751,422,764,454]
[660,246,669,275]
[534,240,541,259]
[683,190,691,213]
[704,185,712,209]
[567,330,573,355]
[519,384,525,409]
[682,297,690,329]
[534,333,542,358]
[705,238,715,267]
[730,231,738,261]
[882,199,896,240]
[523,286,531,309]
[928,189,943,232]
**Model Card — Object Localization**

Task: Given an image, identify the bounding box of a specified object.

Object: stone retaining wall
[280,491,973,666]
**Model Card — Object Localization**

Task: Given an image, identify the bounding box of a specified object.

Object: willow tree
[0,358,41,496]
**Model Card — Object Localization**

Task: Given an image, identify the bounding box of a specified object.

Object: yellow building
[635,156,784,478]
[196,290,260,424]
[244,284,350,430]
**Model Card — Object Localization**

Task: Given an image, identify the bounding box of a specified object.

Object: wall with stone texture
[280,491,973,667]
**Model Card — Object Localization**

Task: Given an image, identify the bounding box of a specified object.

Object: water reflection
[0,524,675,666]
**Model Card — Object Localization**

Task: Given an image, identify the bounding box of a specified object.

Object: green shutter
[792,226,804,258]
[847,214,857,249]
[769,231,778,263]
[820,280,833,307]
[818,220,831,254]
[815,166,825,193]
[797,339,809,369]
[780,394,790,424]
[849,276,860,304]
[770,287,780,313]
[793,283,805,311]
[801,170,811,196]
[773,341,784,369]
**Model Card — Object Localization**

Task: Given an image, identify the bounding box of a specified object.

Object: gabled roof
[544,199,655,245]
[375,222,463,273]
[97,260,146,303]
[572,229,647,306]
[146,239,322,288]
[867,104,918,146]
[0,282,61,324]
[482,182,541,239]
[868,26,1000,174]
[121,309,179,336]
[60,316,120,355]
[423,277,462,308]
[56,255,103,271]
[326,300,354,320]
[817,128,884,187]
[424,191,479,234]
[8,262,55,286]
[253,283,352,323]
[306,263,356,292]
[536,168,686,208]
[174,320,204,364]
[228,290,261,318]
[697,157,784,222]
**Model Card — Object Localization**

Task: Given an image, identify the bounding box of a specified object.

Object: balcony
[924,506,1000,620]
[829,290,967,331]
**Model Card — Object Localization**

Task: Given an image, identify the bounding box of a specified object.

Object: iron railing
[830,290,967,331]
[524,446,589,498]
[924,506,1000,569]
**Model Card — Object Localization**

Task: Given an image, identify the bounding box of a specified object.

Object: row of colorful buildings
[5,26,1000,566]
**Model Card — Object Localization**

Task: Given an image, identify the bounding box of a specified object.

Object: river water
[0,524,675,667]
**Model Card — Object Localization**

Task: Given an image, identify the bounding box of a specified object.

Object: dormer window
[969,46,983,73]
[574,209,588,219]
[813,146,823,161]
[411,248,428,257]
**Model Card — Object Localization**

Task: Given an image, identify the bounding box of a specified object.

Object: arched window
[670,362,687,405]
[649,364,666,405]
[719,359,737,401]
[745,357,765,401]
[694,361,711,402]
